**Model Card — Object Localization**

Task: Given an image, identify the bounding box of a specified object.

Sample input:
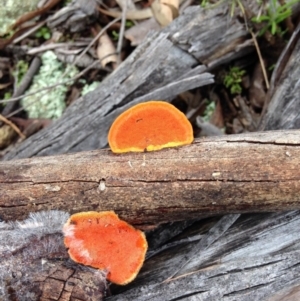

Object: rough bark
[259,23,300,130]
[1,129,300,225]
[2,252,107,301]
[109,14,300,301]
[3,4,252,160]
[0,210,108,301]
[110,20,300,301]
[1,3,300,301]
[109,211,300,301]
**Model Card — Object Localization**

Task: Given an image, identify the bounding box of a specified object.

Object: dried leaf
[97,33,118,67]
[124,0,183,46]
[98,6,153,20]
[116,0,136,10]
[0,82,11,90]
[151,0,179,27]
[249,62,267,109]
[0,125,16,150]
[125,18,160,46]
[210,99,224,128]
[162,0,179,16]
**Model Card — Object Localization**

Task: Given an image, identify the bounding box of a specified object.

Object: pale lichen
[0,0,40,35]
[21,51,78,119]
[81,81,101,96]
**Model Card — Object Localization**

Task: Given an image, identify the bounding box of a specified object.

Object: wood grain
[1,130,300,225]
[3,4,250,160]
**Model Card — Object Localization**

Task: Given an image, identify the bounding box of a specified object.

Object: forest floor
[0,0,299,157]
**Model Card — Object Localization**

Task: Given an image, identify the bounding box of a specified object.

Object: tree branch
[1,129,300,226]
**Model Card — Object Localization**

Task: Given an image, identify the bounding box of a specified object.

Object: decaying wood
[47,0,98,33]
[4,4,252,160]
[2,248,107,301]
[111,19,300,301]
[0,210,108,301]
[1,3,300,301]
[109,211,300,301]
[259,22,300,131]
[2,56,41,116]
[1,129,300,225]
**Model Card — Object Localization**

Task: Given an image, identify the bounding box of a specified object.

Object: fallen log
[1,3,300,301]
[109,211,300,301]
[1,129,300,225]
[3,4,251,159]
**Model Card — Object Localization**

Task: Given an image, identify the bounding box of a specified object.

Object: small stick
[250,29,270,90]
[11,0,62,30]
[0,114,25,139]
[27,42,90,55]
[12,21,46,45]
[117,0,128,65]
[69,17,121,71]
[2,57,41,116]
[58,17,120,82]
[4,54,117,118]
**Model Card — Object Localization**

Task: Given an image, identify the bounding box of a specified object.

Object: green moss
[223,66,246,95]
[35,26,51,40]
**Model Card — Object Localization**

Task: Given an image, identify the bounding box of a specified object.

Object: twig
[11,0,62,30]
[1,18,120,111]
[58,17,120,80]
[12,21,46,45]
[70,17,121,69]
[0,17,121,108]
[117,0,128,65]
[98,6,153,20]
[2,57,41,116]
[250,29,270,90]
[0,54,112,106]
[4,54,117,118]
[13,64,19,96]
[27,42,90,55]
[0,114,26,139]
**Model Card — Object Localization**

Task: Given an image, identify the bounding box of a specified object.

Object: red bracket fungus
[108,101,193,153]
[63,211,148,285]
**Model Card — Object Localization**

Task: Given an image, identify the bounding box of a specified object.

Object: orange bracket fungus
[63,211,148,285]
[108,101,193,153]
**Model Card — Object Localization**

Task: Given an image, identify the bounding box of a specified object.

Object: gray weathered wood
[259,23,300,131]
[0,210,107,301]
[107,17,300,301]
[109,211,300,301]
[3,4,252,159]
[1,3,300,301]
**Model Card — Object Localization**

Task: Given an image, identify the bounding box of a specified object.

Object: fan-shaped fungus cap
[108,101,193,153]
[63,211,147,285]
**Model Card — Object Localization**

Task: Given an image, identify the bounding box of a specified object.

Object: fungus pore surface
[108,101,193,153]
[63,211,148,285]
